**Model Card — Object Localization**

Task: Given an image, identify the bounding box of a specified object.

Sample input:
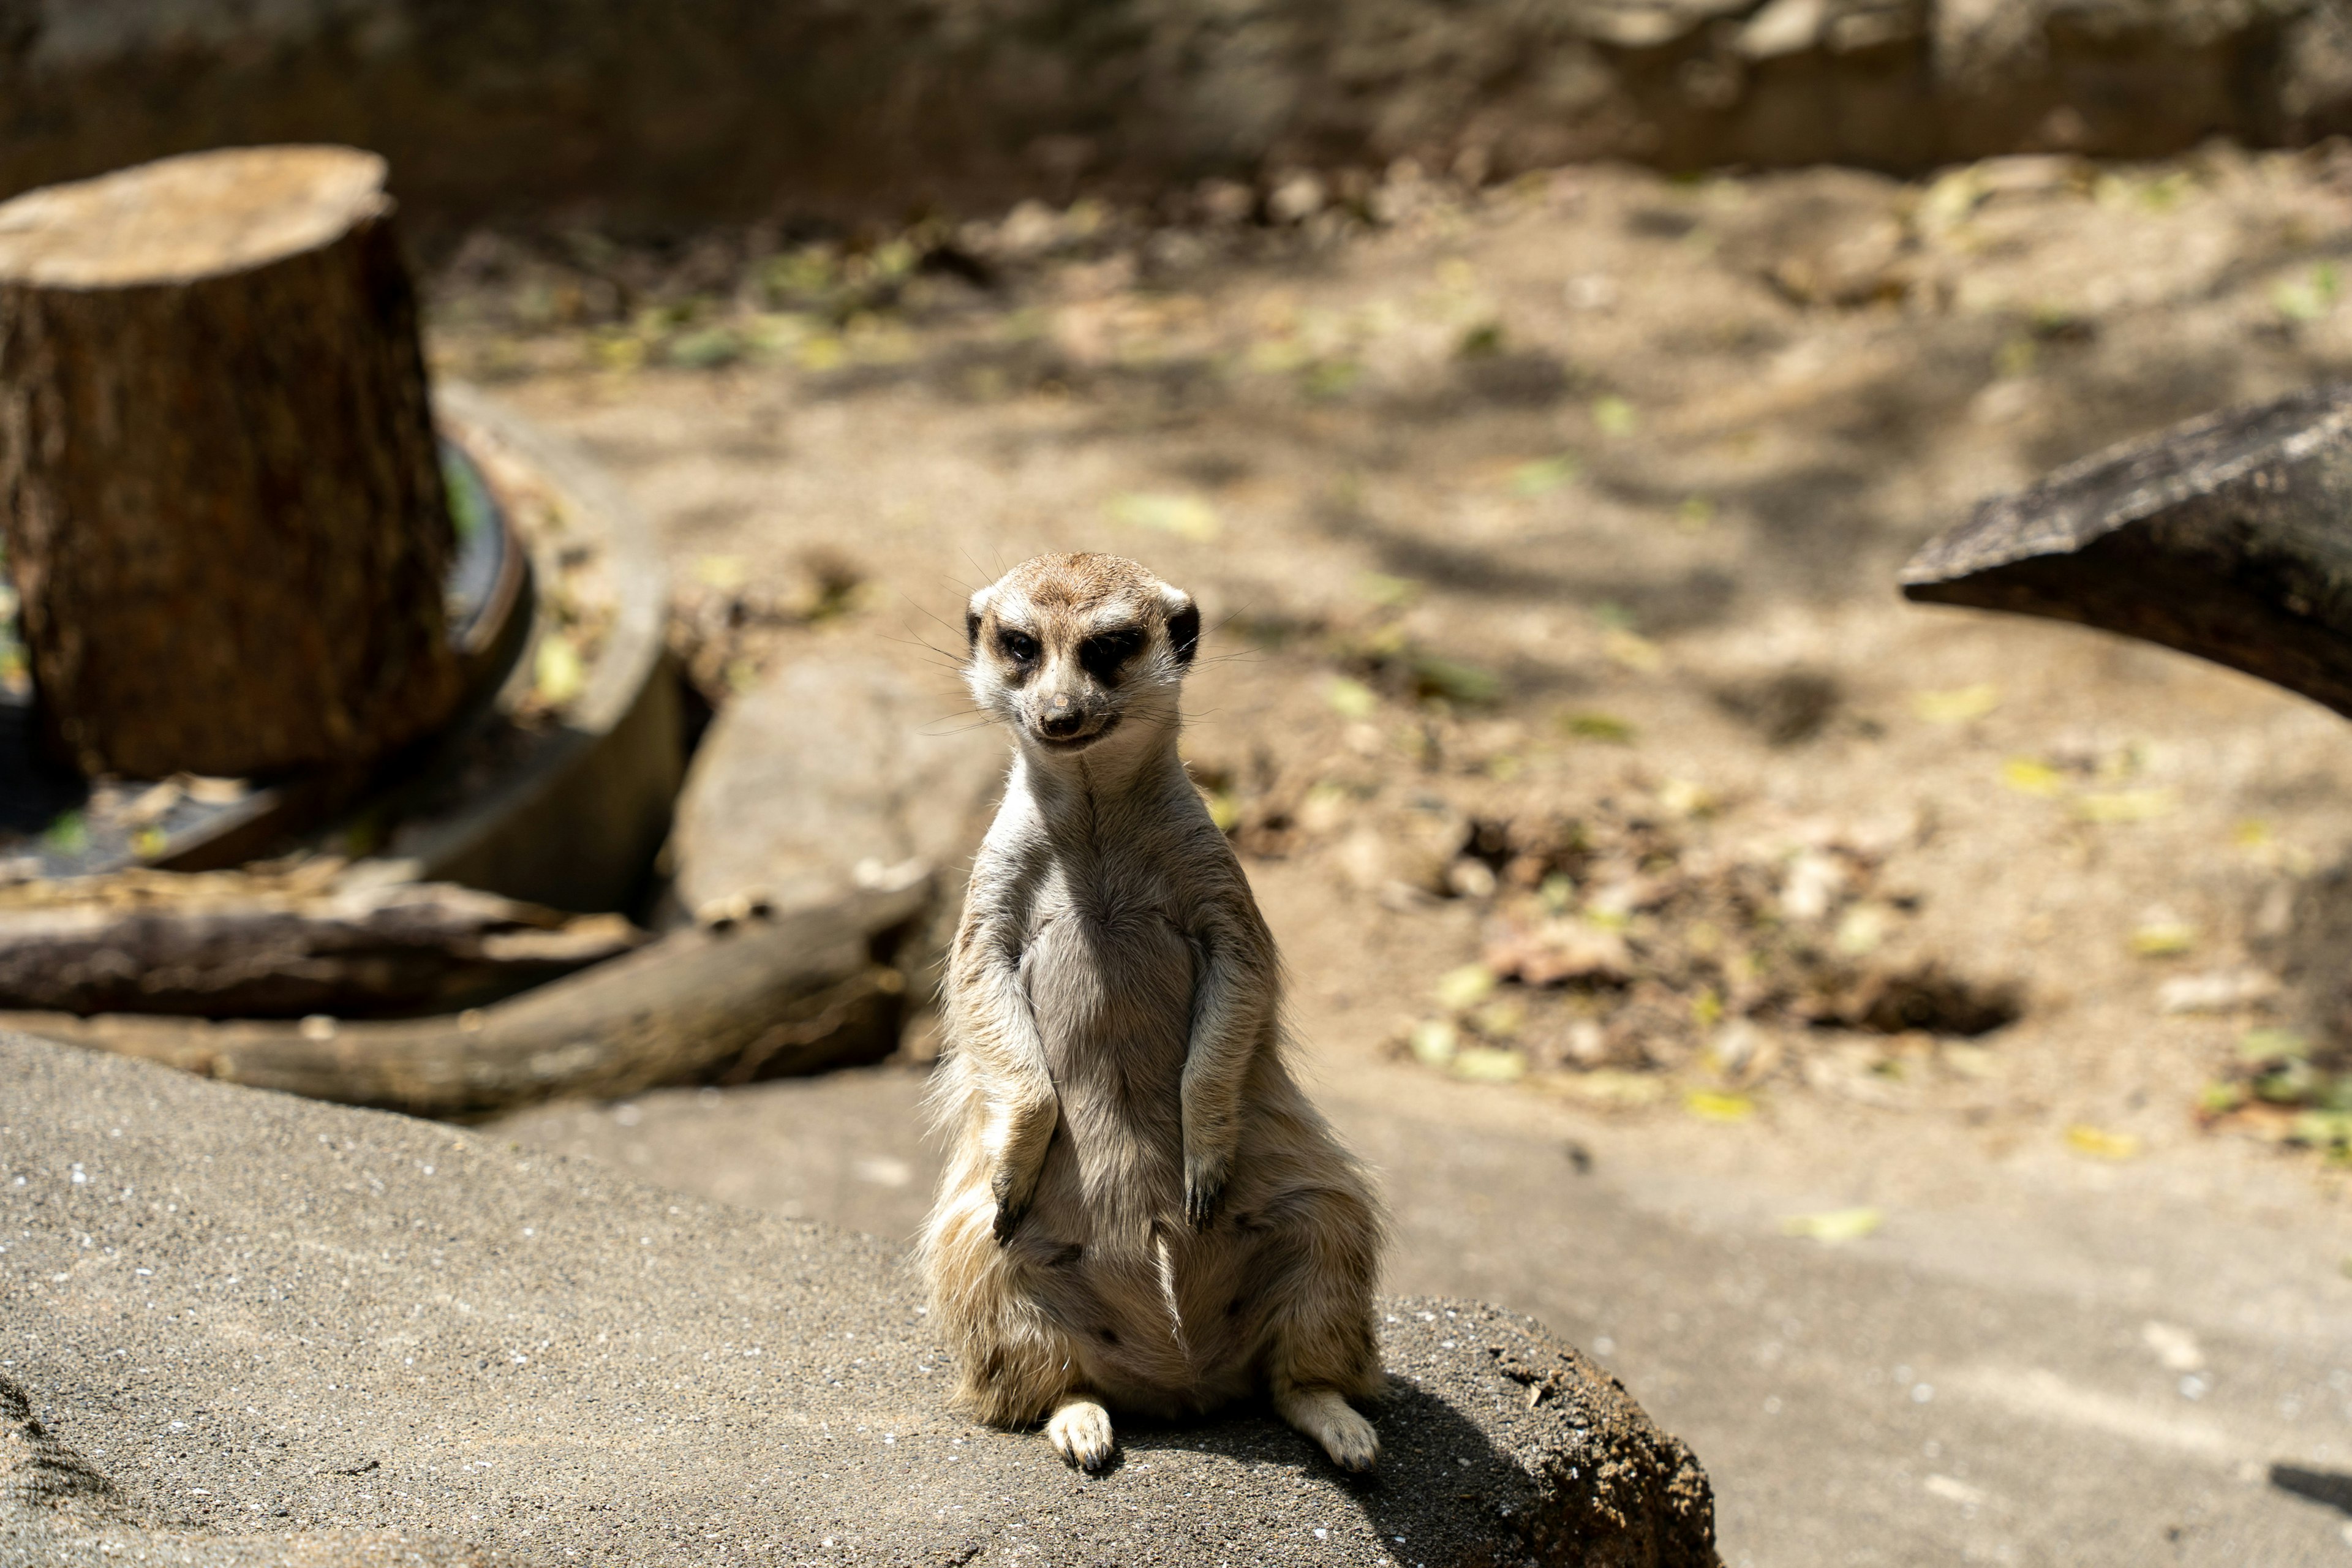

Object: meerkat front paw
[1182,1148,1229,1231]
[1274,1385,1380,1472]
[1046,1396,1116,1473]
[1315,1403,1379,1472]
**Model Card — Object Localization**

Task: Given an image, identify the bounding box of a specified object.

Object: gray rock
[667,652,1003,930]
[0,1033,1717,1567]
[663,653,1006,1061]
[2,1374,502,1566]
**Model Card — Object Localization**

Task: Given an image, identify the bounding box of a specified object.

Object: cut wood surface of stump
[0,145,461,780]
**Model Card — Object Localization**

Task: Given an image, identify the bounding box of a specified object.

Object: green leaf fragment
[1562,712,1635,744]
[2291,1109,2352,1148]
[1409,1018,1459,1066]
[1434,964,1497,1011]
[1410,654,1501,706]
[534,635,587,706]
[668,327,746,369]
[1781,1207,1882,1243]
[1510,456,1580,497]
[1450,1046,1526,1082]
[2238,1027,2311,1063]
[1457,322,1505,358]
[2254,1060,2321,1105]
[1107,492,1221,542]
[1325,677,1380,720]
[2198,1080,2247,1115]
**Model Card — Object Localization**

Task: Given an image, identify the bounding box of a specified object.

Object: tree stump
[0,146,462,781]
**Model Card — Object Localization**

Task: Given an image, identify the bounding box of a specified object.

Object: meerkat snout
[1040,691,1080,733]
[964,554,1200,758]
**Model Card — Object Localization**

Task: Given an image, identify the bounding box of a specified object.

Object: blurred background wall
[5,0,2350,235]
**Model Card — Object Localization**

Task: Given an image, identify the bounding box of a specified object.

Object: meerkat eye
[996,628,1040,665]
[1077,626,1147,683]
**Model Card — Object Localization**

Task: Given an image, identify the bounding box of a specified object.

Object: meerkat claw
[1183,1156,1227,1231]
[1320,1407,1380,1472]
[989,1171,1033,1243]
[1183,1185,1219,1231]
[1046,1398,1116,1473]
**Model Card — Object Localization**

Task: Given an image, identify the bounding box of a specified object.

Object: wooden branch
[1901,384,2352,719]
[0,146,460,778]
[2,883,931,1118]
[0,865,644,1017]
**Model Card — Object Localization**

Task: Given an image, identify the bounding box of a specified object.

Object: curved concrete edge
[398,382,681,916]
[0,1033,1718,1567]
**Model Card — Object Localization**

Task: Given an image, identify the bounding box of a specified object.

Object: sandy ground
[442,144,2352,1562]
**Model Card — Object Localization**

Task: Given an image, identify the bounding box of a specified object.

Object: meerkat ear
[965,589,990,652]
[1164,593,1200,666]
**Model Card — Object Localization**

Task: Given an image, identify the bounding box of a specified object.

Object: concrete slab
[0,1035,1715,1566]
[494,1050,2352,1566]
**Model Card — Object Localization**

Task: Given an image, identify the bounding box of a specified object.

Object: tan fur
[918,553,1386,1473]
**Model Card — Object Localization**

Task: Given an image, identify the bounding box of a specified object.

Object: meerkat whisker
[891,592,973,644]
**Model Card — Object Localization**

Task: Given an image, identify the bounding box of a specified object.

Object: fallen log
[0,862,644,1017]
[1901,383,2352,718]
[2,881,929,1118]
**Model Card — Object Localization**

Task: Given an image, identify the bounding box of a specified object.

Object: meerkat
[918,552,1386,1474]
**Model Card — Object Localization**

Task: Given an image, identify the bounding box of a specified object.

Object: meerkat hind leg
[1045,1395,1116,1472]
[1273,1383,1379,1472]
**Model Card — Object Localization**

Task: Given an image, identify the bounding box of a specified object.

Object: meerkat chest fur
[992,750,1250,1211]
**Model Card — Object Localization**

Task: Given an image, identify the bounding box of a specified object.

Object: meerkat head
[964,553,1200,760]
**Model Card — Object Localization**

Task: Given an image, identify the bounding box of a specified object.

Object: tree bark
[0,145,461,780]
[1901,383,2352,721]
[0,883,931,1118]
[0,865,646,1018]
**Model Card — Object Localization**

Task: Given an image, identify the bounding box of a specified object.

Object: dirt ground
[434,141,2352,1172]
[440,144,2352,1561]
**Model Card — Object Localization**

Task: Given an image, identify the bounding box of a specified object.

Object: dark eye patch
[996,627,1040,664]
[1077,626,1147,684]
